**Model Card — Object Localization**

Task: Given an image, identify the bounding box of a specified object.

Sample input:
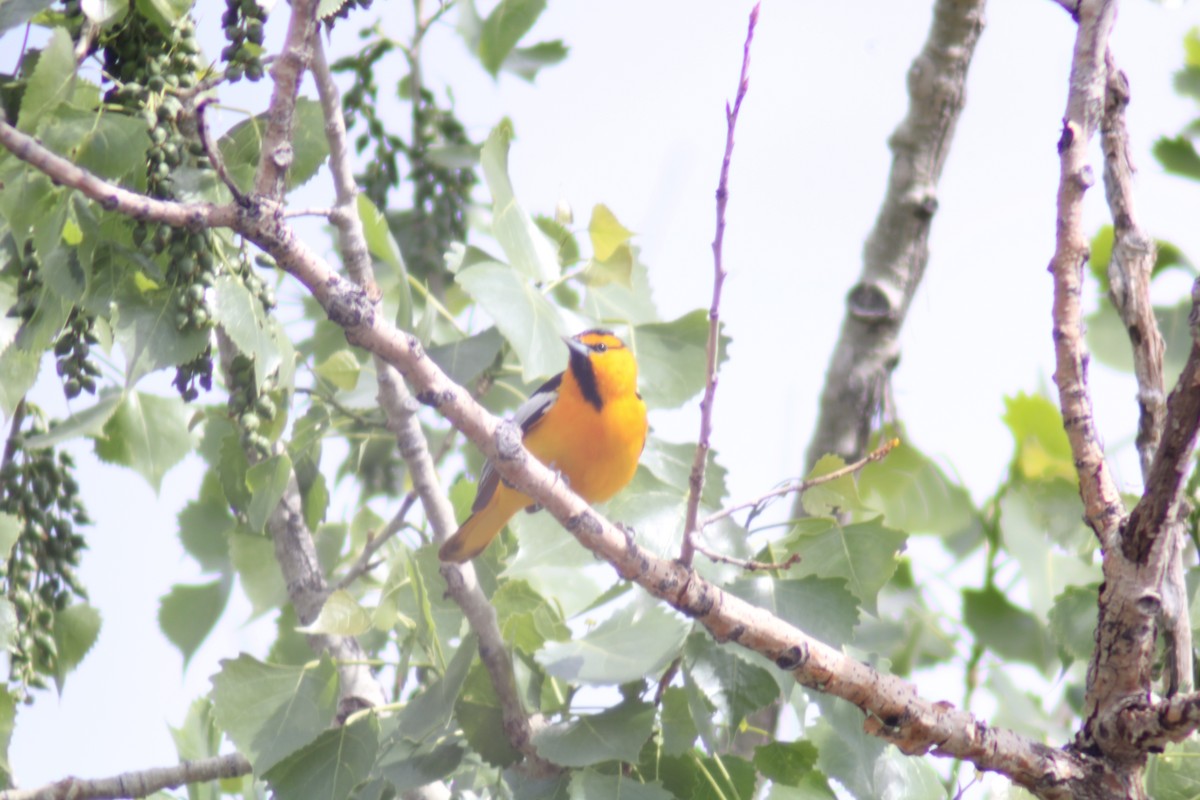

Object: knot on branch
[902,184,939,219]
[1135,592,1162,617]
[324,275,376,330]
[272,142,294,170]
[774,643,808,671]
[495,420,525,464]
[846,281,901,323]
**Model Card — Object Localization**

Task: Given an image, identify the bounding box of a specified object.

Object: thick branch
[0,754,251,800]
[1114,690,1200,751]
[252,0,320,199]
[310,38,550,770]
[802,0,985,474]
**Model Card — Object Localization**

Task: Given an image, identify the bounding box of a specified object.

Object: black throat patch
[569,347,603,411]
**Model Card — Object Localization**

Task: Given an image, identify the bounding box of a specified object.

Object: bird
[438,329,648,563]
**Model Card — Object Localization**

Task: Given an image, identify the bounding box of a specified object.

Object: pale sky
[6,0,1200,790]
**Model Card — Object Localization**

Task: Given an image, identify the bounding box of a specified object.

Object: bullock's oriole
[438,330,648,563]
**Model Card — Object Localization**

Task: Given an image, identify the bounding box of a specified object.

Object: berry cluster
[0,407,90,699]
[221,0,268,83]
[53,311,101,399]
[227,353,278,458]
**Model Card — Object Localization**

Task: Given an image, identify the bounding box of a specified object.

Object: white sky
[6,0,1200,792]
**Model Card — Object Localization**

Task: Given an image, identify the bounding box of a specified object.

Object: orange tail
[438,487,527,563]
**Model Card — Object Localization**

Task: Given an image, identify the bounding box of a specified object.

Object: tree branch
[801,0,985,476]
[310,36,552,771]
[681,2,758,567]
[0,65,1128,798]
[0,753,251,800]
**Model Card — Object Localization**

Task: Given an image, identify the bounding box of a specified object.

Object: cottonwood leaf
[113,290,209,385]
[93,391,192,492]
[660,686,697,756]
[857,440,978,537]
[634,311,729,409]
[532,699,654,767]
[245,453,292,534]
[477,0,547,76]
[728,576,859,649]
[1047,583,1100,668]
[657,753,757,800]
[427,327,504,387]
[492,579,570,653]
[23,391,122,449]
[454,661,522,767]
[536,599,689,685]
[801,454,868,518]
[264,714,379,800]
[159,579,231,668]
[1146,738,1200,800]
[52,602,101,692]
[210,654,338,774]
[17,28,74,133]
[755,741,820,787]
[456,261,566,382]
[569,769,672,800]
[479,121,559,281]
[177,471,235,572]
[229,529,287,616]
[963,586,1053,672]
[783,516,906,615]
[297,589,371,637]
[686,633,778,739]
[1002,393,1076,483]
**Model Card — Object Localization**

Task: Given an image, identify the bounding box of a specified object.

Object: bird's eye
[593,342,607,353]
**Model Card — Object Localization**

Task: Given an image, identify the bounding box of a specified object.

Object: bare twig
[284,207,336,219]
[0,753,252,800]
[801,0,985,478]
[311,35,552,771]
[253,0,319,199]
[1113,689,1200,751]
[195,97,249,207]
[701,437,898,531]
[680,3,759,567]
[333,493,419,590]
[692,543,802,573]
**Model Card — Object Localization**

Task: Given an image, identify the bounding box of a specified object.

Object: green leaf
[479,121,560,282]
[532,699,654,767]
[0,514,21,562]
[213,275,284,389]
[658,753,757,800]
[426,327,504,387]
[113,290,209,386]
[211,654,339,774]
[1047,584,1100,667]
[783,517,907,615]
[478,0,547,76]
[265,714,379,800]
[634,310,729,409]
[229,529,287,616]
[395,635,477,742]
[765,774,838,799]
[17,28,75,133]
[52,602,102,692]
[0,0,53,34]
[1002,393,1076,483]
[159,579,231,668]
[1146,737,1200,800]
[800,454,868,517]
[357,193,405,273]
[178,471,235,572]
[583,255,659,325]
[755,740,820,786]
[999,482,1099,617]
[492,579,570,653]
[134,0,190,33]
[685,633,778,737]
[371,738,465,794]
[218,99,330,192]
[660,686,697,756]
[639,437,728,506]
[588,204,633,261]
[297,589,371,636]
[1088,225,1115,289]
[81,0,128,26]
[456,261,565,382]
[454,661,522,767]
[246,453,292,534]
[0,688,15,785]
[23,391,122,449]
[1154,135,1200,181]
[536,599,689,685]
[40,106,149,181]
[504,511,609,617]
[0,600,14,655]
[857,439,979,537]
[218,427,252,509]
[728,576,859,650]
[315,349,361,391]
[93,391,192,492]
[963,585,1053,672]
[170,699,221,800]
[569,770,672,800]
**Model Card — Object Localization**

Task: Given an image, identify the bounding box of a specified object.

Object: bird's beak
[563,335,589,358]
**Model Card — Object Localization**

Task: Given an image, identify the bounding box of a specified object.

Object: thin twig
[0,753,252,800]
[333,492,419,590]
[284,207,336,218]
[196,97,249,207]
[700,437,898,531]
[680,3,759,567]
[692,543,802,573]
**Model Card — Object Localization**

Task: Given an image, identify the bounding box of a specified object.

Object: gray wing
[471,372,563,513]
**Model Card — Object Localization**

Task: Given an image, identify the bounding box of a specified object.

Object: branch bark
[0,754,251,800]
[801,0,986,475]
